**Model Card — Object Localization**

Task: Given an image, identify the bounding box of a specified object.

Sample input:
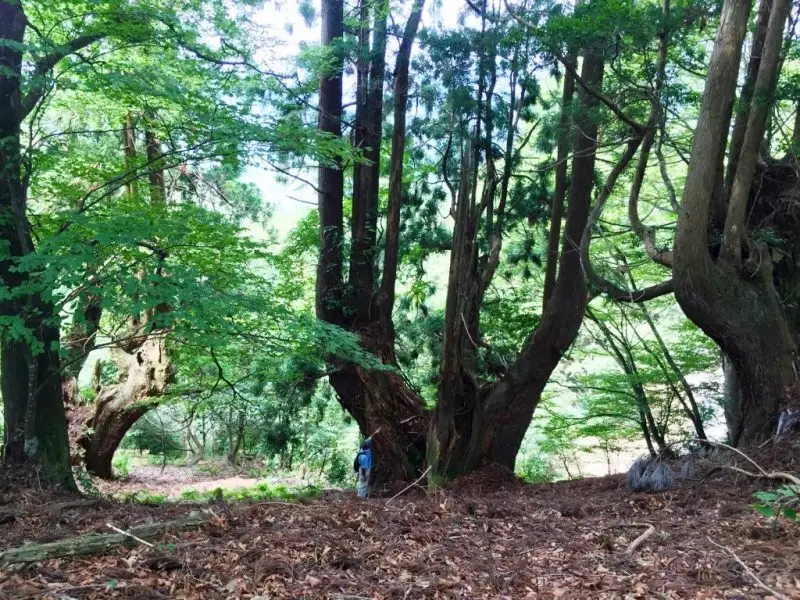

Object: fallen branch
[0,512,210,567]
[106,523,156,548]
[690,438,768,474]
[53,499,108,512]
[724,465,800,486]
[689,438,800,485]
[625,522,655,554]
[385,466,431,505]
[707,536,788,600]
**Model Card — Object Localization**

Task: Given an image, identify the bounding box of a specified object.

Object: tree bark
[543,57,576,312]
[315,0,428,485]
[80,337,173,478]
[316,0,346,327]
[0,0,74,488]
[673,0,796,446]
[725,0,771,193]
[377,0,425,333]
[350,2,387,321]
[428,50,604,477]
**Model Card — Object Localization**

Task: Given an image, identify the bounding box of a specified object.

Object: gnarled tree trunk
[428,48,604,477]
[79,119,174,478]
[673,0,796,445]
[80,336,173,478]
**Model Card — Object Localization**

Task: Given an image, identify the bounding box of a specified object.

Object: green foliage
[326,449,351,486]
[112,454,131,480]
[121,413,184,460]
[79,387,97,403]
[125,490,170,505]
[517,454,558,484]
[140,482,323,504]
[753,485,800,522]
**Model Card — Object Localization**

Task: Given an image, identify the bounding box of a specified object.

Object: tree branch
[579,137,674,302]
[627,0,673,268]
[558,58,644,134]
[21,33,104,119]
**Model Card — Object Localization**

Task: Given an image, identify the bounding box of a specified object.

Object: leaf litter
[1,464,799,599]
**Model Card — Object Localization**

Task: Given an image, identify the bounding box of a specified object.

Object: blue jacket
[357,448,372,471]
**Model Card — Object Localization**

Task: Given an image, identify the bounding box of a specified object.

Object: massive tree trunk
[80,337,172,478]
[80,120,174,477]
[673,0,796,445]
[0,0,73,488]
[428,47,605,477]
[315,0,427,485]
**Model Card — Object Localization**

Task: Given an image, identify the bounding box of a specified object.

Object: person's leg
[357,468,368,497]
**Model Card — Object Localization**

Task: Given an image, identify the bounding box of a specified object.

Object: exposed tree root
[625,522,656,554]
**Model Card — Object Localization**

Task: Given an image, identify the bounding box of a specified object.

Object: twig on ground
[707,536,788,600]
[252,501,321,509]
[690,438,800,485]
[725,465,800,486]
[385,466,431,505]
[625,522,655,554]
[106,523,156,547]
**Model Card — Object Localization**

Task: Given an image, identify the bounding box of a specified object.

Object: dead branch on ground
[707,536,789,600]
[0,512,210,567]
[689,438,800,485]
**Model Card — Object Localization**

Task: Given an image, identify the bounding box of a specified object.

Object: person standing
[353,429,379,498]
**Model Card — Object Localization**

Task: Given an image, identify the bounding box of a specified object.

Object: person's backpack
[353,450,365,472]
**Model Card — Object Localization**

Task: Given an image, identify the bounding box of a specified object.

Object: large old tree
[0,0,308,485]
[315,0,683,481]
[0,0,103,487]
[673,0,797,444]
[570,0,799,445]
[316,0,428,484]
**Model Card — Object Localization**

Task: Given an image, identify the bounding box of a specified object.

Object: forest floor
[93,460,312,500]
[1,448,799,599]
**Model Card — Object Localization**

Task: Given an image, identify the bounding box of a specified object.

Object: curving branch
[656,126,679,212]
[627,0,674,268]
[580,137,674,302]
[503,0,538,29]
[627,125,673,268]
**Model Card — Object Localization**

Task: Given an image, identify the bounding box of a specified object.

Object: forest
[1,0,799,597]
